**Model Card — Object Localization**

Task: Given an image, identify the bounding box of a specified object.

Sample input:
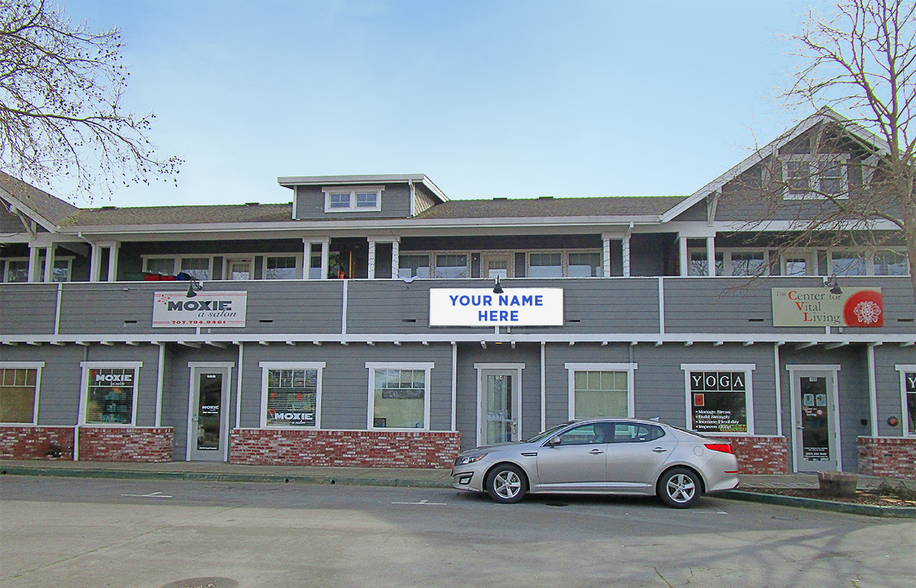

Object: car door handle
[589,449,604,455]
[652,447,667,453]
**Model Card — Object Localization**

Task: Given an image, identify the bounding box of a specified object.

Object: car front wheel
[485,464,528,504]
[657,467,702,508]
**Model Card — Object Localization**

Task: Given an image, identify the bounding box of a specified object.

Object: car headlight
[455,452,488,466]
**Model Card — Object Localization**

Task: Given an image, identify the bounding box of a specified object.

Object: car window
[552,423,612,446]
[609,423,664,443]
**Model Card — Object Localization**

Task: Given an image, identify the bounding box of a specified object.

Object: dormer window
[323,186,383,212]
[782,155,849,200]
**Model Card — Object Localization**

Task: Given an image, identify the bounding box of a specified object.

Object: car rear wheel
[485,464,527,504]
[657,467,702,508]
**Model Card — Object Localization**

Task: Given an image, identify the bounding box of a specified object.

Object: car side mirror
[546,436,562,447]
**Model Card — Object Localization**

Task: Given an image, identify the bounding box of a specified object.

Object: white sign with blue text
[429,288,564,326]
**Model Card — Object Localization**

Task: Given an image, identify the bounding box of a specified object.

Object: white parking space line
[121,491,173,499]
[391,499,448,506]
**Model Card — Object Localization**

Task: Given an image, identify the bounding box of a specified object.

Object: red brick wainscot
[76,427,174,462]
[857,437,916,479]
[0,426,75,460]
[727,436,789,474]
[229,429,462,469]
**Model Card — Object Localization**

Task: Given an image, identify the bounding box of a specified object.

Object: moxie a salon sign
[153,291,248,327]
[771,287,883,327]
[429,288,564,326]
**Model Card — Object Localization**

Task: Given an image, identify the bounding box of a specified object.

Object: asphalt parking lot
[1,476,913,588]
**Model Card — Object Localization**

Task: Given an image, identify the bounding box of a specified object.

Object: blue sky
[60,0,837,206]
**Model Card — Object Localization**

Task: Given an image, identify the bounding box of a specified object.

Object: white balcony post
[367,239,377,279]
[678,236,689,276]
[107,242,119,282]
[601,234,612,277]
[706,237,716,277]
[43,246,55,282]
[27,245,41,282]
[391,238,400,279]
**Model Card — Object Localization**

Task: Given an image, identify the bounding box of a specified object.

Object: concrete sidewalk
[1,459,913,517]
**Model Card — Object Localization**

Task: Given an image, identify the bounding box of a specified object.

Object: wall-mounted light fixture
[186,279,204,298]
[824,274,842,295]
[493,276,503,294]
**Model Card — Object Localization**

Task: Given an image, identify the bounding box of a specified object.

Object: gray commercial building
[1,109,914,477]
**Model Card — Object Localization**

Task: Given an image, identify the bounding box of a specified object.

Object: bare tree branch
[0,0,181,201]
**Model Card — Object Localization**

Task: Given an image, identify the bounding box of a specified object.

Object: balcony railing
[1,276,914,344]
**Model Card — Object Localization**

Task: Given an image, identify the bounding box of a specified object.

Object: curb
[0,465,451,489]
[721,489,916,518]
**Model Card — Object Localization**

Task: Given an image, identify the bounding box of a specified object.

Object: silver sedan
[451,418,740,508]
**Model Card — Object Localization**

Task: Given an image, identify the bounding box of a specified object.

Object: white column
[27,246,41,282]
[601,234,612,277]
[367,239,377,279]
[303,240,313,279]
[107,242,119,282]
[89,244,103,282]
[43,246,55,282]
[391,238,400,279]
[319,238,330,280]
[706,236,716,277]
[678,236,689,276]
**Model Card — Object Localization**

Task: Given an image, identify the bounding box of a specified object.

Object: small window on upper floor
[782,155,849,200]
[323,186,383,212]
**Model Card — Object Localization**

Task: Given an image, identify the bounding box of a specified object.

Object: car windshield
[524,422,573,443]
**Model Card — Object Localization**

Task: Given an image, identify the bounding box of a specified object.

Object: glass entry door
[189,366,231,461]
[792,371,839,472]
[479,369,520,446]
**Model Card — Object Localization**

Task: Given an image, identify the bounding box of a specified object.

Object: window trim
[681,363,756,435]
[258,361,326,429]
[322,186,383,212]
[78,361,142,427]
[564,363,637,420]
[0,361,44,425]
[782,154,850,200]
[366,362,433,431]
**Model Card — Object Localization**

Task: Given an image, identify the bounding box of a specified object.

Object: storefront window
[529,253,562,277]
[831,251,866,276]
[265,256,298,280]
[180,257,211,280]
[368,364,431,429]
[435,254,468,279]
[399,254,430,279]
[573,371,628,418]
[262,366,321,427]
[874,250,908,276]
[568,252,602,277]
[729,251,766,276]
[682,365,754,434]
[0,364,41,424]
[3,260,28,282]
[81,364,140,425]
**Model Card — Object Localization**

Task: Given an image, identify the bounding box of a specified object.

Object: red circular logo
[843,290,883,327]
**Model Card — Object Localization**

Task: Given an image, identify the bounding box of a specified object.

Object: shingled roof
[414,196,689,220]
[0,171,79,228]
[63,203,294,227]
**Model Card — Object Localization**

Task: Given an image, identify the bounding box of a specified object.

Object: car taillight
[704,443,734,454]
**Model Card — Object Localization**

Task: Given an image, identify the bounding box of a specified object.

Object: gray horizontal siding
[0,284,58,335]
[2,276,912,339]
